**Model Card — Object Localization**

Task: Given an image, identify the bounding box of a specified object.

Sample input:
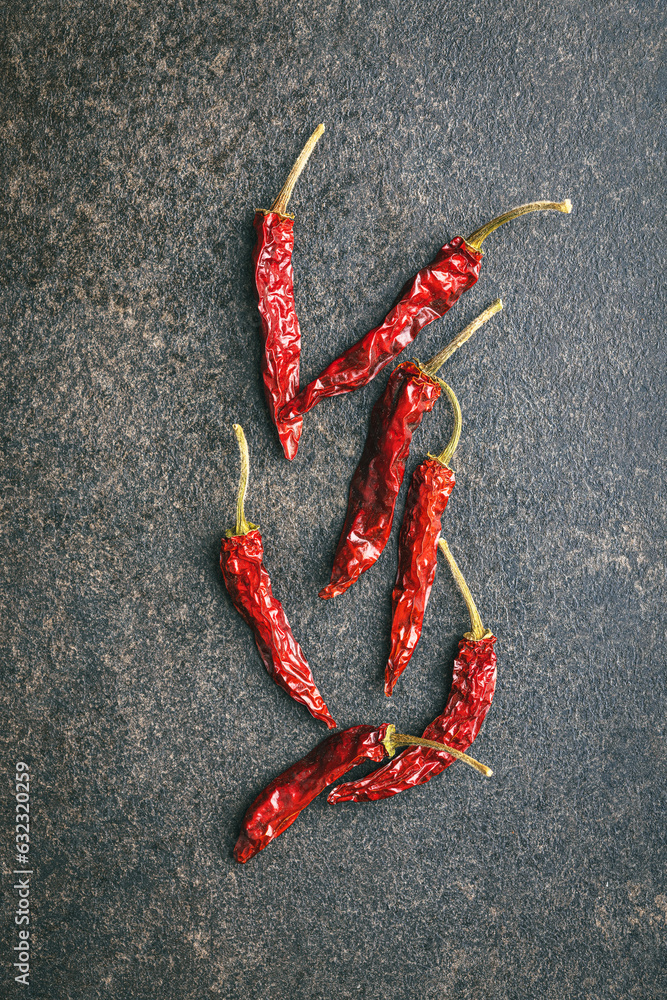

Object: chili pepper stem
[422,300,503,378]
[466,199,572,253]
[428,381,462,468]
[438,539,488,640]
[269,124,325,218]
[381,725,492,776]
[228,424,257,537]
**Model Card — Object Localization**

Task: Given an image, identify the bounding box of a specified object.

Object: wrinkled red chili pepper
[220,424,336,729]
[253,125,324,460]
[280,200,571,456]
[234,721,490,862]
[328,540,497,803]
[319,302,502,600]
[384,299,504,694]
[384,426,459,696]
[319,360,440,599]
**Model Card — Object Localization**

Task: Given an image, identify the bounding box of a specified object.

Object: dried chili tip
[220,424,336,729]
[253,125,325,460]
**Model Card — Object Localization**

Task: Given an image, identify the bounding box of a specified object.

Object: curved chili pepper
[383,364,469,696]
[253,125,324,460]
[220,424,336,729]
[234,724,389,863]
[328,540,497,802]
[280,199,571,456]
[384,458,455,696]
[385,302,508,693]
[319,302,502,600]
[234,722,490,862]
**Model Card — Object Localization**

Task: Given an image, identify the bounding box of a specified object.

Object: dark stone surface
[1,1,665,997]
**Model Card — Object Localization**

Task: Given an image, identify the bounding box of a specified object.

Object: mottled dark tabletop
[1,2,665,998]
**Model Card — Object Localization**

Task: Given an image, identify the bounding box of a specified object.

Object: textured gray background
[1,1,665,997]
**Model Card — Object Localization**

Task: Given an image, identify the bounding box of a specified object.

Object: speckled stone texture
[1,2,665,998]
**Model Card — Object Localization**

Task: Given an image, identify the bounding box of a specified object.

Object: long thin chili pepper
[234,722,490,862]
[253,125,325,460]
[383,387,461,696]
[319,302,501,600]
[280,200,571,456]
[220,424,336,729]
[328,540,497,802]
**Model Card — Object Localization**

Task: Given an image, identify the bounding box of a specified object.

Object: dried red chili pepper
[328,540,497,803]
[234,721,490,862]
[220,424,336,729]
[319,302,502,600]
[280,199,571,456]
[253,125,325,460]
[381,307,502,695]
[319,360,440,599]
[384,383,462,696]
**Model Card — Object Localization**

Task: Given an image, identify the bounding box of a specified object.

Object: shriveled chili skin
[328,635,496,802]
[385,458,456,696]
[234,723,391,862]
[252,211,303,461]
[280,237,481,450]
[319,362,441,600]
[220,528,336,729]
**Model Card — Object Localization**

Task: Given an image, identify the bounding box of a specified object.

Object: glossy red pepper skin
[328,634,496,802]
[280,237,482,453]
[252,211,303,460]
[220,528,336,729]
[385,458,456,696]
[319,362,441,600]
[234,723,392,862]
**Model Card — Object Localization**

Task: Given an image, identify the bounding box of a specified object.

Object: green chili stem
[422,300,503,378]
[429,381,462,468]
[466,199,572,253]
[438,539,487,641]
[269,124,325,217]
[229,424,256,537]
[381,725,492,776]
